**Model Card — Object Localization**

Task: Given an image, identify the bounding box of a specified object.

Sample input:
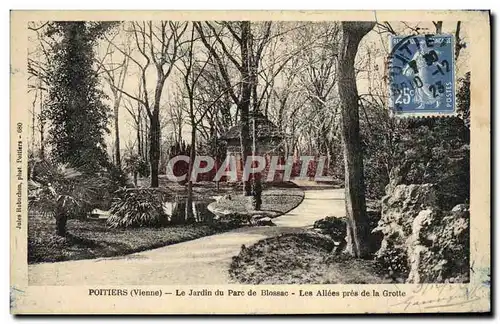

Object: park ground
[28,182,389,285]
[28,179,304,264]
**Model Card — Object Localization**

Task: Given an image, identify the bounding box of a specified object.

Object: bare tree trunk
[433,21,443,34]
[455,21,464,61]
[39,86,45,160]
[240,103,252,196]
[31,90,36,155]
[338,21,375,258]
[185,125,196,222]
[250,49,262,209]
[136,120,142,157]
[39,119,45,159]
[176,126,181,144]
[143,117,149,165]
[251,111,262,210]
[114,100,121,169]
[55,211,68,237]
[240,22,253,196]
[150,110,161,187]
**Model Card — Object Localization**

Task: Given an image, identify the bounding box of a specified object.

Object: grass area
[28,213,237,264]
[229,231,392,284]
[209,184,305,218]
[28,182,305,264]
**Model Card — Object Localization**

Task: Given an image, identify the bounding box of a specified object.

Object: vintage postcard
[10,10,490,314]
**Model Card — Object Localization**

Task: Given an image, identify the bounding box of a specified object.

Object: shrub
[107,188,169,228]
[374,242,409,279]
[313,213,382,255]
[28,161,104,235]
[390,117,470,210]
[313,216,346,242]
[123,153,149,187]
[91,162,132,210]
[360,72,470,201]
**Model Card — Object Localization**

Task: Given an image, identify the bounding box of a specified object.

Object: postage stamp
[10,10,490,315]
[388,34,456,116]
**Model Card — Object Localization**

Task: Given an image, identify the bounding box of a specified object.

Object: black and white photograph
[10,10,490,314]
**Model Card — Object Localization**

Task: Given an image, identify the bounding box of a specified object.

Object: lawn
[28,180,305,264]
[208,183,305,218]
[28,213,238,264]
[229,231,392,284]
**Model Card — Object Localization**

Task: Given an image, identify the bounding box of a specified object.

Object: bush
[374,240,410,278]
[123,153,149,186]
[28,161,105,235]
[313,216,346,242]
[29,157,132,213]
[107,188,169,228]
[361,72,470,201]
[92,163,132,210]
[28,161,103,215]
[390,118,470,210]
[313,213,382,255]
[362,115,470,205]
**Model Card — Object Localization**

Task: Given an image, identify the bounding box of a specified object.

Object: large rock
[373,184,438,279]
[374,184,470,283]
[255,217,275,226]
[406,208,469,283]
[374,183,438,242]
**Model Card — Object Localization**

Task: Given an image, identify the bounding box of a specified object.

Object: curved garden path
[28,183,345,285]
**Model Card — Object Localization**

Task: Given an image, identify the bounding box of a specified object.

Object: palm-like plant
[107,188,168,228]
[29,162,103,236]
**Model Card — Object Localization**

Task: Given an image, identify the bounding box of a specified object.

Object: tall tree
[45,22,112,172]
[104,21,188,187]
[337,21,375,258]
[297,23,341,160]
[180,24,238,217]
[195,21,253,195]
[179,24,211,221]
[95,30,130,169]
[28,22,52,160]
[196,21,273,196]
[123,90,146,160]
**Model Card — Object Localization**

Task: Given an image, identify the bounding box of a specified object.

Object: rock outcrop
[374,184,469,283]
[406,208,469,283]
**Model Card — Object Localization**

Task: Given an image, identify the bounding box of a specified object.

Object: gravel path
[28,185,345,285]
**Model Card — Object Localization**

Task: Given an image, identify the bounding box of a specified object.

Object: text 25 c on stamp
[388,34,456,116]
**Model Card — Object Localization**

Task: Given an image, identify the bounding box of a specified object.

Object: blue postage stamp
[388,34,455,116]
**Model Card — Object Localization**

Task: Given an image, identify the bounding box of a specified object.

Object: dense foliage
[108,188,169,228]
[29,22,126,236]
[313,216,347,242]
[124,153,149,186]
[44,22,112,173]
[362,73,471,202]
[28,161,105,235]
